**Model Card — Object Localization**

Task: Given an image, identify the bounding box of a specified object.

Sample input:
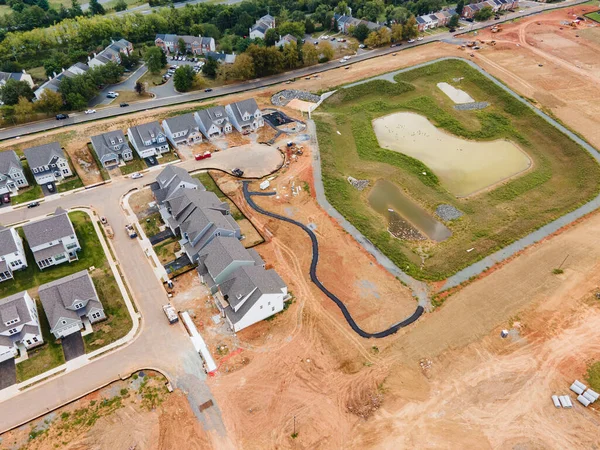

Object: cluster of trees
[59,61,124,109]
[474,5,494,21]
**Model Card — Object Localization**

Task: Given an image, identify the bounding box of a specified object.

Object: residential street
[0,0,588,143]
[0,148,280,435]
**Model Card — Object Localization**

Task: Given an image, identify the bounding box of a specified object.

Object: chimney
[53,71,57,78]
[94,52,97,57]
[62,68,65,73]
[87,56,91,62]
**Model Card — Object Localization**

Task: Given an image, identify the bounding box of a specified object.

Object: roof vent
[236,294,242,300]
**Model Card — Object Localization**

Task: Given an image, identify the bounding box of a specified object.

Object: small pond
[368,179,452,242]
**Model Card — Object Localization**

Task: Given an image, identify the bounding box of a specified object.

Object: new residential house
[0,150,28,196]
[127,122,170,158]
[90,130,134,168]
[194,106,232,140]
[462,0,518,18]
[205,51,237,64]
[0,226,27,282]
[225,99,264,133]
[249,14,276,39]
[23,142,73,185]
[275,34,298,48]
[0,291,43,362]
[155,34,216,55]
[151,164,205,205]
[0,71,34,89]
[158,187,240,263]
[39,271,106,339]
[334,14,388,34]
[88,39,133,68]
[197,236,264,293]
[162,113,203,148]
[215,264,288,332]
[22,207,81,270]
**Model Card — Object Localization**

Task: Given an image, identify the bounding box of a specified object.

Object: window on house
[33,168,38,174]
[8,328,18,334]
[272,307,275,312]
[260,305,263,309]
[61,320,67,325]
[63,169,69,174]
[33,336,38,343]
[74,302,83,309]
[26,339,32,345]
[91,312,101,319]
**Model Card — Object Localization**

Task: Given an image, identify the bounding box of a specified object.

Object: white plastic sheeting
[181,311,217,373]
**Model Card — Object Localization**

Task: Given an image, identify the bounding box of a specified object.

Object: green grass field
[585,11,600,22]
[315,59,600,281]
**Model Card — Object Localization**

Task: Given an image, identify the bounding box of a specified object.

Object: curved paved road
[0,0,589,143]
[243,182,425,338]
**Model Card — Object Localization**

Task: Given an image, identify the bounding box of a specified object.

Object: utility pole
[293,415,296,436]
[557,254,569,271]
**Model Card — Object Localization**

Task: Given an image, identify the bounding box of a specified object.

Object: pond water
[368,179,452,242]
[372,112,532,197]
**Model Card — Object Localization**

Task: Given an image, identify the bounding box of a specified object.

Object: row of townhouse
[155,34,216,55]
[333,14,389,34]
[0,70,34,90]
[416,9,457,31]
[151,166,288,332]
[462,0,519,19]
[35,39,133,100]
[89,98,264,168]
[0,269,106,363]
[249,14,276,40]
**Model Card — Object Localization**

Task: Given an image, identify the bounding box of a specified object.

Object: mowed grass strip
[316,59,600,281]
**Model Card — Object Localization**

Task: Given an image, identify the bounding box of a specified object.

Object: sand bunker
[373,112,532,197]
[437,82,475,104]
[286,98,316,112]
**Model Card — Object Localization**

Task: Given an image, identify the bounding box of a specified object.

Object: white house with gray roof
[194,106,232,140]
[0,291,43,362]
[23,142,72,185]
[22,207,81,270]
[225,98,264,133]
[127,121,170,159]
[197,236,264,294]
[0,150,28,196]
[249,14,276,39]
[151,165,205,205]
[0,71,34,89]
[162,113,203,148]
[34,62,90,100]
[90,130,134,168]
[214,264,287,332]
[0,226,27,282]
[39,270,105,339]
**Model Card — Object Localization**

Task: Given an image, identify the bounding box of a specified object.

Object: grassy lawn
[153,238,181,265]
[140,212,163,237]
[315,59,600,281]
[83,268,132,352]
[586,11,600,22]
[120,155,146,176]
[113,90,154,104]
[57,175,84,193]
[12,186,42,205]
[586,361,600,391]
[194,172,244,221]
[138,69,167,87]
[15,299,65,383]
[158,151,180,164]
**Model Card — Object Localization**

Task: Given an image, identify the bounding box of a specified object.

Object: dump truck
[162,304,179,324]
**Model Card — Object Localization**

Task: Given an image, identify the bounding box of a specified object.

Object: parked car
[359,44,366,48]
[125,224,137,239]
[84,109,96,114]
[46,183,54,192]
[120,103,129,107]
[163,304,179,324]
[390,43,399,48]
[408,39,415,43]
[204,88,213,92]
[106,91,119,98]
[100,216,108,224]
[130,172,143,179]
[232,168,244,177]
[27,201,40,208]
[417,36,424,41]
[56,113,69,120]
[147,156,157,166]
[449,28,456,32]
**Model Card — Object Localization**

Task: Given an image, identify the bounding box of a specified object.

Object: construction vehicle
[162,304,179,324]
[125,224,137,239]
[466,41,476,47]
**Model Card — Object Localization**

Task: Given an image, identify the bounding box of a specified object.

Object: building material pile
[347,176,369,191]
[271,90,320,107]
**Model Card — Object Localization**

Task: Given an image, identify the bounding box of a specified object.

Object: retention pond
[368,179,452,242]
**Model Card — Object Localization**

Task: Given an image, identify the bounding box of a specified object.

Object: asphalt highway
[0,0,588,143]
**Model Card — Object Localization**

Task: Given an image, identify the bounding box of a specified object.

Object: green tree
[120,52,140,70]
[173,65,195,92]
[352,23,370,41]
[145,46,166,74]
[456,0,464,16]
[89,0,105,15]
[202,57,219,78]
[0,79,34,105]
[177,37,186,55]
[388,6,409,25]
[316,41,334,62]
[134,81,145,95]
[474,6,493,21]
[65,92,87,110]
[402,16,418,40]
[278,21,305,39]
[114,0,127,12]
[364,31,379,47]
[70,0,83,16]
[302,42,318,66]
[304,18,315,35]
[265,28,279,47]
[282,41,299,70]
[313,4,332,27]
[335,1,350,16]
[35,90,63,114]
[448,14,460,28]
[14,96,34,121]
[391,23,403,42]
[361,0,385,22]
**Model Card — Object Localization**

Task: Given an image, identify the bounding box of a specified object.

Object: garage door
[58,322,82,338]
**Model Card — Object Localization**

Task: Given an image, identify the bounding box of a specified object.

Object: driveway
[0,359,16,390]
[90,64,148,107]
[40,182,56,197]
[61,332,85,362]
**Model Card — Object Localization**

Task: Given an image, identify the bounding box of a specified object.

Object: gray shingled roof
[0,291,32,334]
[195,106,229,131]
[198,236,254,279]
[0,150,22,175]
[38,270,99,329]
[22,207,75,248]
[128,121,166,151]
[163,113,199,136]
[153,166,205,204]
[23,142,65,169]
[0,226,18,256]
[90,130,131,163]
[228,99,260,126]
[32,242,65,264]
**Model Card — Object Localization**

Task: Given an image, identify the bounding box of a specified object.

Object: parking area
[0,358,16,390]
[61,332,85,362]
[144,156,158,167]
[41,182,56,197]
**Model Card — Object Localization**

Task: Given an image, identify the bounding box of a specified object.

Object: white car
[417,36,424,41]
[359,44,366,49]
[131,172,143,179]
[408,39,415,43]
[84,109,96,114]
[106,91,119,98]
[459,27,465,30]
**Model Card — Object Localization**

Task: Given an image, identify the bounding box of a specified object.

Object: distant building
[194,106,232,140]
[205,51,237,65]
[162,113,203,148]
[0,291,43,362]
[88,39,133,68]
[225,99,264,133]
[275,34,298,48]
[249,14,276,39]
[0,71,34,89]
[23,142,73,185]
[155,34,216,55]
[34,63,90,100]
[127,122,170,159]
[90,130,134,168]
